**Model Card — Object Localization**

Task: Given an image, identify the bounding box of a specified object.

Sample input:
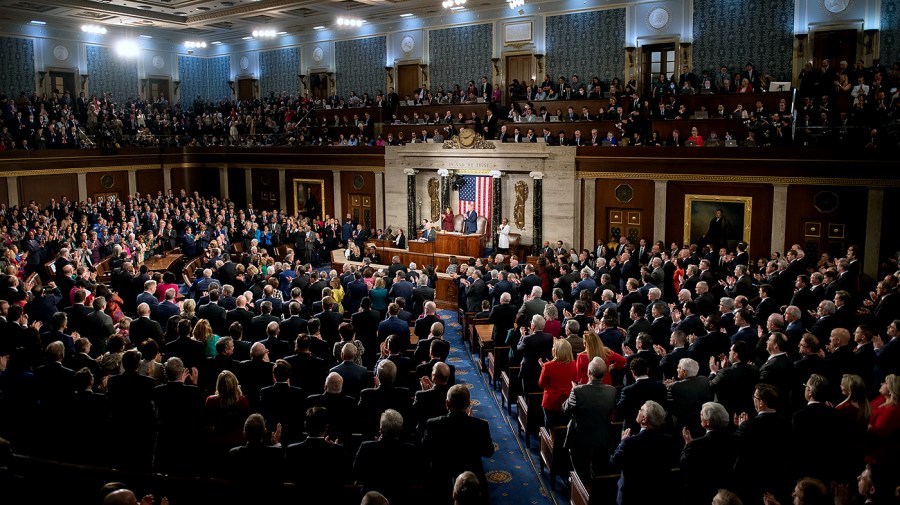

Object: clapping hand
[621,428,632,440]
[681,426,693,444]
[420,376,435,391]
[653,344,667,357]
[621,344,634,356]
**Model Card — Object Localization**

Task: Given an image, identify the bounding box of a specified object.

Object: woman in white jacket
[497,217,511,254]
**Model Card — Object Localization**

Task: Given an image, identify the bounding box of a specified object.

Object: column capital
[529,171,544,180]
[489,170,503,179]
[403,168,418,176]
[437,169,450,177]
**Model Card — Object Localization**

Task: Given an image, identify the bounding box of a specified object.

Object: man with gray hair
[610,400,678,505]
[358,359,412,438]
[306,372,358,441]
[414,300,443,342]
[666,357,712,436]
[571,267,597,299]
[564,318,584,354]
[518,285,547,320]
[353,408,421,502]
[679,402,736,504]
[517,314,553,392]
[152,356,203,472]
[563,357,616,480]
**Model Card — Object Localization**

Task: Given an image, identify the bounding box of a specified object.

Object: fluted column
[404,168,418,234]
[530,171,544,254]
[438,168,450,215]
[490,170,502,252]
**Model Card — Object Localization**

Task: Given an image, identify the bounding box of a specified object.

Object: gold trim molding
[576,171,900,188]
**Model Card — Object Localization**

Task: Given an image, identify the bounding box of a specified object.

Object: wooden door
[398,64,419,100]
[149,78,170,102]
[49,70,76,99]
[812,29,857,69]
[642,43,676,98]
[505,54,532,104]
[608,208,642,245]
[238,79,255,101]
[347,194,372,230]
[309,72,328,100]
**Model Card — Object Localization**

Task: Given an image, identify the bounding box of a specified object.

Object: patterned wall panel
[546,9,626,87]
[693,0,794,81]
[86,45,139,104]
[428,24,493,92]
[259,47,300,97]
[335,36,386,99]
[207,55,231,101]
[178,55,208,107]
[0,37,35,98]
[882,0,899,68]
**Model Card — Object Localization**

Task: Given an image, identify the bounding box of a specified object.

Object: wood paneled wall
[0,177,8,208]
[19,174,78,206]
[170,166,220,197]
[340,171,377,226]
[136,169,164,197]
[86,170,128,200]
[785,186,868,261]
[285,169,335,218]
[593,178,656,245]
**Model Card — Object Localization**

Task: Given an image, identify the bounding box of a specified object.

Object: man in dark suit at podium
[464,204,478,235]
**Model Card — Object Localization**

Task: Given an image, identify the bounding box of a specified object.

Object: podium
[436,232,484,258]
[408,241,435,254]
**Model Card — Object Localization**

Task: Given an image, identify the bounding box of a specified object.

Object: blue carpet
[439,310,560,505]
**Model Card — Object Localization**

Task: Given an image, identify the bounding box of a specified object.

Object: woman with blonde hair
[538,338,578,428]
[575,331,625,385]
[193,318,219,357]
[330,276,345,313]
[205,370,250,453]
[836,374,871,428]
[543,304,561,337]
[181,298,198,326]
[865,374,900,466]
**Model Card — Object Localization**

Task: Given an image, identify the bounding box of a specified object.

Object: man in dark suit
[279,301,309,341]
[82,297,115,356]
[344,273,369,315]
[378,301,409,343]
[563,356,617,480]
[730,308,757,347]
[708,341,759,417]
[732,384,791,504]
[516,315,553,393]
[388,271,415,307]
[358,359,412,438]
[353,408,423,503]
[665,358,713,436]
[422,384,494,496]
[34,341,75,420]
[198,289,229,336]
[615,358,668,433]
[259,359,307,444]
[412,362,451,437]
[136,279,160,319]
[306,372,358,442]
[152,357,205,473]
[488,292,518,343]
[656,330,690,380]
[792,373,854,484]
[155,289,182,329]
[237,342,275,412]
[63,289,92,337]
[130,303,165,348]
[625,303,651,349]
[165,318,206,369]
[810,300,840,341]
[822,327,855,388]
[875,319,900,382]
[285,406,350,499]
[249,301,280,342]
[201,336,239,394]
[623,333,661,384]
[609,400,679,505]
[284,334,329,395]
[680,402,737,505]
[227,296,256,334]
[414,301,443,343]
[759,332,794,410]
[314,297,344,344]
[259,322,292,361]
[330,343,370,398]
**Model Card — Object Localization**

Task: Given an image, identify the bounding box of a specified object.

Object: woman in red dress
[538,338,578,427]
[442,207,455,232]
[576,331,626,386]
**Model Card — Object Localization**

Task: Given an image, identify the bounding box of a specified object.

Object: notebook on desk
[549,116,560,122]
[406,100,415,106]
[324,105,332,110]
[476,97,486,103]
[601,141,613,146]
[693,111,708,119]
[686,140,697,147]
[725,139,738,147]
[706,140,722,147]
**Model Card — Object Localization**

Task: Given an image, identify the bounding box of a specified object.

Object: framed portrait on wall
[95,192,118,203]
[683,194,752,251]
[293,179,326,219]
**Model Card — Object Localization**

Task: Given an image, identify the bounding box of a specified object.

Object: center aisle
[439,310,556,505]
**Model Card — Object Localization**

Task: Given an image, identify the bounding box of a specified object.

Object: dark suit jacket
[488,303,518,341]
[259,382,307,443]
[164,336,206,369]
[610,428,679,505]
[155,301,182,329]
[197,302,228,335]
[358,385,412,436]
[330,360,370,398]
[284,352,328,395]
[667,375,713,434]
[237,358,275,411]
[412,384,450,437]
[733,412,791,496]
[136,291,159,318]
[759,353,794,407]
[414,314,443,342]
[562,380,616,457]
[615,378,668,432]
[306,392,358,441]
[517,331,553,390]
[680,429,737,504]
[625,318,651,349]
[152,381,205,470]
[624,349,662,385]
[353,438,423,502]
[129,316,165,347]
[422,411,494,490]
[710,361,759,416]
[659,347,689,379]
[314,310,344,343]
[286,438,350,494]
[227,307,256,335]
[792,401,853,483]
[279,316,308,341]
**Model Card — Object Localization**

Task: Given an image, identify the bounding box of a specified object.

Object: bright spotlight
[115,39,139,57]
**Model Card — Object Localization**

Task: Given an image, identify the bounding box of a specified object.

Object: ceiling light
[508,0,524,8]
[30,20,46,25]
[252,29,277,38]
[139,35,153,39]
[242,36,253,40]
[313,26,326,30]
[399,13,413,18]
[336,17,364,27]
[276,31,287,35]
[115,39,139,57]
[81,24,107,35]
[184,40,207,48]
[442,0,465,8]
[211,41,222,45]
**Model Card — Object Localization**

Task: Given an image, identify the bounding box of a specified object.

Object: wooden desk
[436,232,484,258]
[408,240,435,254]
[144,254,183,273]
[678,91,791,115]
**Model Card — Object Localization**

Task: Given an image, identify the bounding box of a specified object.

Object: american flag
[457,175,492,231]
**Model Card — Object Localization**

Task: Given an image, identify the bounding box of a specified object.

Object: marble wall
[545,9,626,86]
[0,36,35,98]
[692,0,795,81]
